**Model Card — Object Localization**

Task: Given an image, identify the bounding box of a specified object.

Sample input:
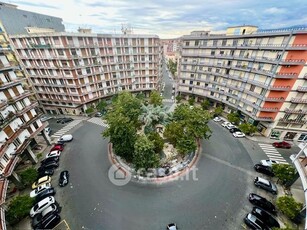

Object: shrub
[276,196,303,219]
[85,107,94,114]
[6,195,35,225]
[238,123,258,135]
[147,132,164,154]
[37,153,43,159]
[272,164,296,186]
[213,106,223,116]
[227,112,240,125]
[19,167,38,186]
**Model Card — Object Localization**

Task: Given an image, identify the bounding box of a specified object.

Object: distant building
[179,25,307,141]
[161,38,181,63]
[0,1,65,35]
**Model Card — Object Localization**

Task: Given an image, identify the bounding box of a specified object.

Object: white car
[221,121,231,127]
[213,117,221,122]
[260,159,278,167]
[233,131,245,138]
[226,124,236,130]
[44,127,51,136]
[58,134,73,142]
[46,150,61,159]
[40,115,52,122]
[30,183,51,198]
[167,223,177,230]
[30,196,55,217]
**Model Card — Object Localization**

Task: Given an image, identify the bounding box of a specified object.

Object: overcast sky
[7,0,307,38]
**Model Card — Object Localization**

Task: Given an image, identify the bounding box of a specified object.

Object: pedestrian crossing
[51,120,84,139]
[87,117,109,128]
[258,143,289,164]
[163,99,174,103]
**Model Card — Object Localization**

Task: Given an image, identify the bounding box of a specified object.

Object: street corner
[108,164,132,186]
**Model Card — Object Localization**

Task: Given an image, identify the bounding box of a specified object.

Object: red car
[50,144,64,152]
[272,141,291,149]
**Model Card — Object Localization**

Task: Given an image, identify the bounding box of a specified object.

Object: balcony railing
[7,91,33,104]
[279,118,306,124]
[264,97,285,102]
[270,85,291,91]
[15,102,39,116]
[260,107,279,112]
[0,78,24,90]
[275,73,298,79]
[279,59,305,65]
[0,61,19,71]
[297,86,307,92]
[291,98,307,104]
[285,108,307,114]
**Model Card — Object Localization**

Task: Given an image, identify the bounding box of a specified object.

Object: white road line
[267,155,286,160]
[266,153,283,156]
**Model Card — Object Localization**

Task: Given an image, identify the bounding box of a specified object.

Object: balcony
[0,78,24,90]
[288,44,307,50]
[297,86,307,92]
[0,47,11,54]
[269,85,291,91]
[256,117,274,121]
[279,118,306,124]
[0,99,8,110]
[0,61,19,72]
[7,91,33,104]
[0,111,16,130]
[260,107,279,112]
[246,79,269,88]
[291,98,307,104]
[279,59,305,65]
[3,156,20,177]
[275,73,298,79]
[15,102,39,116]
[304,74,307,80]
[264,97,285,102]
[285,108,307,114]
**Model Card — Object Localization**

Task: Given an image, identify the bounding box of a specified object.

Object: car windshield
[34,204,39,211]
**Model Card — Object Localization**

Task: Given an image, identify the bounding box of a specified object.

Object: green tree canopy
[272,164,296,185]
[19,167,37,187]
[276,196,303,219]
[133,135,160,171]
[147,132,164,154]
[214,106,223,116]
[238,123,258,135]
[175,95,183,103]
[201,99,211,110]
[167,59,177,76]
[6,195,35,225]
[96,100,108,112]
[149,90,163,107]
[139,104,169,131]
[188,96,195,105]
[227,112,240,125]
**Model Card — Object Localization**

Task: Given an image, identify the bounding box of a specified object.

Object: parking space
[53,219,70,230]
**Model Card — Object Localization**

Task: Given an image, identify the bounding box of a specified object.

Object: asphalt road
[54,119,268,230]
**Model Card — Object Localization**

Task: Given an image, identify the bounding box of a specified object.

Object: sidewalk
[245,133,277,144]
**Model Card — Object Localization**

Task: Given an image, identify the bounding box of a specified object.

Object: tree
[214,106,223,116]
[276,196,303,219]
[175,95,183,103]
[133,135,160,171]
[176,135,197,156]
[147,132,164,154]
[201,99,210,110]
[188,96,195,105]
[19,167,38,186]
[167,59,177,76]
[227,112,240,125]
[272,164,296,186]
[96,100,107,112]
[103,111,137,162]
[238,123,258,135]
[149,90,163,107]
[85,107,94,114]
[6,195,35,225]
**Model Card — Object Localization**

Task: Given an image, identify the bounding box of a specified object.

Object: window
[213,40,217,46]
[185,41,190,46]
[197,82,200,86]
[195,41,199,46]
[58,50,64,56]
[211,50,215,55]
[190,74,194,78]
[250,85,255,92]
[208,67,212,72]
[222,40,227,46]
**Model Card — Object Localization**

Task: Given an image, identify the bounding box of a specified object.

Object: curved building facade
[178,26,307,140]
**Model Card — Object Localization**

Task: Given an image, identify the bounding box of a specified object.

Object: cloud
[8,0,307,38]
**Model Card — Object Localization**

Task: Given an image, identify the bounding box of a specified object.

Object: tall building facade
[0,21,48,230]
[178,26,307,141]
[0,1,65,35]
[10,33,162,115]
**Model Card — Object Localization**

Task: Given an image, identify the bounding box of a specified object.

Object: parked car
[37,162,59,172]
[58,134,73,142]
[252,207,280,228]
[30,196,55,217]
[95,112,102,117]
[46,150,61,159]
[50,145,64,152]
[213,117,222,122]
[61,117,73,124]
[30,183,51,198]
[221,121,231,127]
[167,223,177,230]
[37,169,54,178]
[31,204,59,229]
[229,127,241,133]
[44,127,51,136]
[226,124,236,130]
[254,164,275,177]
[254,177,277,195]
[40,115,52,122]
[260,159,278,167]
[35,188,56,202]
[244,213,270,230]
[59,170,69,187]
[36,213,61,230]
[272,141,291,149]
[41,157,59,165]
[32,176,52,189]
[56,118,64,123]
[248,193,276,214]
[233,131,245,138]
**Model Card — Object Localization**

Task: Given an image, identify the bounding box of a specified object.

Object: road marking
[53,219,70,230]
[87,117,109,127]
[258,143,289,164]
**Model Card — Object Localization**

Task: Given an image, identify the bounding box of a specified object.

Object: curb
[107,139,202,184]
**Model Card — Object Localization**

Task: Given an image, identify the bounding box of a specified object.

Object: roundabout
[56,119,256,230]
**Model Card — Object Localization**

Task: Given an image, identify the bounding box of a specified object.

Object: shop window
[284,132,297,140]
[270,130,281,139]
[298,133,307,142]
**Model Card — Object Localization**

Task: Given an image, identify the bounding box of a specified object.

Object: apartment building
[178,25,307,141]
[0,21,50,229]
[10,33,162,115]
[0,1,65,35]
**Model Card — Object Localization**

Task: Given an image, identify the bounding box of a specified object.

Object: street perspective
[0,0,307,229]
